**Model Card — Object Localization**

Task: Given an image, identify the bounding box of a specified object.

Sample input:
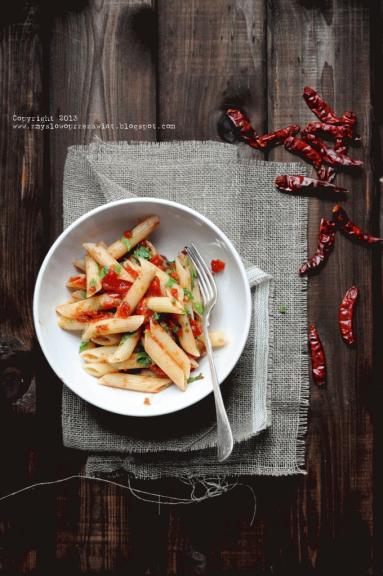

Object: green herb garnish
[152,312,161,321]
[190,268,198,289]
[120,332,136,344]
[184,288,194,301]
[278,304,287,314]
[113,264,122,275]
[166,277,177,288]
[187,373,204,384]
[80,290,87,299]
[79,340,90,353]
[193,301,204,315]
[160,321,171,334]
[136,351,153,367]
[99,265,109,279]
[89,278,97,288]
[133,245,151,261]
[121,237,132,251]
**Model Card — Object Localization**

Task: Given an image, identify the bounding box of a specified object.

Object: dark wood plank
[157,1,268,573]
[0,6,45,574]
[267,0,375,573]
[43,1,161,574]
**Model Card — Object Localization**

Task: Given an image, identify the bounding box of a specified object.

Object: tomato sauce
[116,302,131,318]
[150,254,167,270]
[149,365,167,378]
[68,275,86,289]
[211,259,225,274]
[146,277,162,297]
[190,319,202,337]
[102,269,132,294]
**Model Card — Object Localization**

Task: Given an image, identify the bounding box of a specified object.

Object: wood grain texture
[0,0,380,573]
[267,0,375,572]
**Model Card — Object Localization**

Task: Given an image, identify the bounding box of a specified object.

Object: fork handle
[203,322,233,462]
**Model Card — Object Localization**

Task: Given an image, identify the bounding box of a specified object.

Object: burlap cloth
[61,141,309,478]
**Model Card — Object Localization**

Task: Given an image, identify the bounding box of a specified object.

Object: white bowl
[33,198,251,417]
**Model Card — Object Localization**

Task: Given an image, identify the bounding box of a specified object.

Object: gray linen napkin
[61,141,309,477]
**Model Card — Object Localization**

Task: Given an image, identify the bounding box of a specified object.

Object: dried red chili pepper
[225,108,258,145]
[316,165,337,183]
[299,218,336,275]
[252,125,300,149]
[301,121,358,141]
[332,204,383,245]
[338,285,359,345]
[284,136,323,170]
[275,175,346,195]
[308,324,327,387]
[225,108,299,150]
[303,87,357,127]
[302,133,363,168]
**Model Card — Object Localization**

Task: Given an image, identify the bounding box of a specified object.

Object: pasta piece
[145,261,184,300]
[72,258,85,272]
[208,331,227,348]
[84,362,116,378]
[82,315,145,340]
[56,293,121,319]
[85,254,102,297]
[66,274,86,289]
[107,216,160,260]
[108,331,141,364]
[114,352,146,370]
[149,320,191,380]
[144,331,186,390]
[83,242,135,282]
[99,372,171,393]
[91,334,121,346]
[57,315,89,331]
[175,256,191,290]
[146,296,185,314]
[71,290,87,301]
[177,314,200,357]
[80,345,118,362]
[144,239,157,256]
[118,259,156,315]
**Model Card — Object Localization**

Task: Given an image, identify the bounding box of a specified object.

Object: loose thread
[0,474,257,523]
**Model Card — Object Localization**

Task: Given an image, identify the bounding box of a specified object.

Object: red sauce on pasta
[190,319,203,337]
[116,302,131,318]
[102,269,132,294]
[146,277,162,297]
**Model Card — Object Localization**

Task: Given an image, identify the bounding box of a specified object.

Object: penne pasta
[146,296,185,314]
[107,216,160,260]
[82,315,145,340]
[80,345,118,362]
[118,259,156,314]
[108,330,141,364]
[177,314,200,357]
[66,274,86,289]
[84,362,116,378]
[71,290,87,301]
[99,372,171,393]
[85,254,102,297]
[175,256,191,290]
[208,331,227,348]
[149,321,191,381]
[83,242,135,282]
[144,331,186,390]
[56,293,121,319]
[72,258,85,272]
[55,214,226,397]
[91,334,121,346]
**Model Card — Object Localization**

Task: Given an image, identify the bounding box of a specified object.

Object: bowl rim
[33,197,252,417]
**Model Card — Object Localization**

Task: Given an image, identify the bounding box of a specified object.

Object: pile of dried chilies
[222,87,381,387]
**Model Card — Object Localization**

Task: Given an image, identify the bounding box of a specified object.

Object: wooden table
[0,1,381,573]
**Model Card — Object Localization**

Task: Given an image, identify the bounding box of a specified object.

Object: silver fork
[186,243,233,462]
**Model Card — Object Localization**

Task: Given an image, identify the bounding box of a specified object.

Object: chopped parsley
[113,264,122,275]
[193,301,204,315]
[166,277,177,288]
[99,265,109,279]
[184,288,194,301]
[121,237,132,251]
[133,245,151,261]
[136,350,153,367]
[187,373,204,384]
[190,268,198,288]
[278,304,287,314]
[160,321,171,334]
[79,340,91,353]
[152,312,161,321]
[89,278,97,288]
[80,290,87,299]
